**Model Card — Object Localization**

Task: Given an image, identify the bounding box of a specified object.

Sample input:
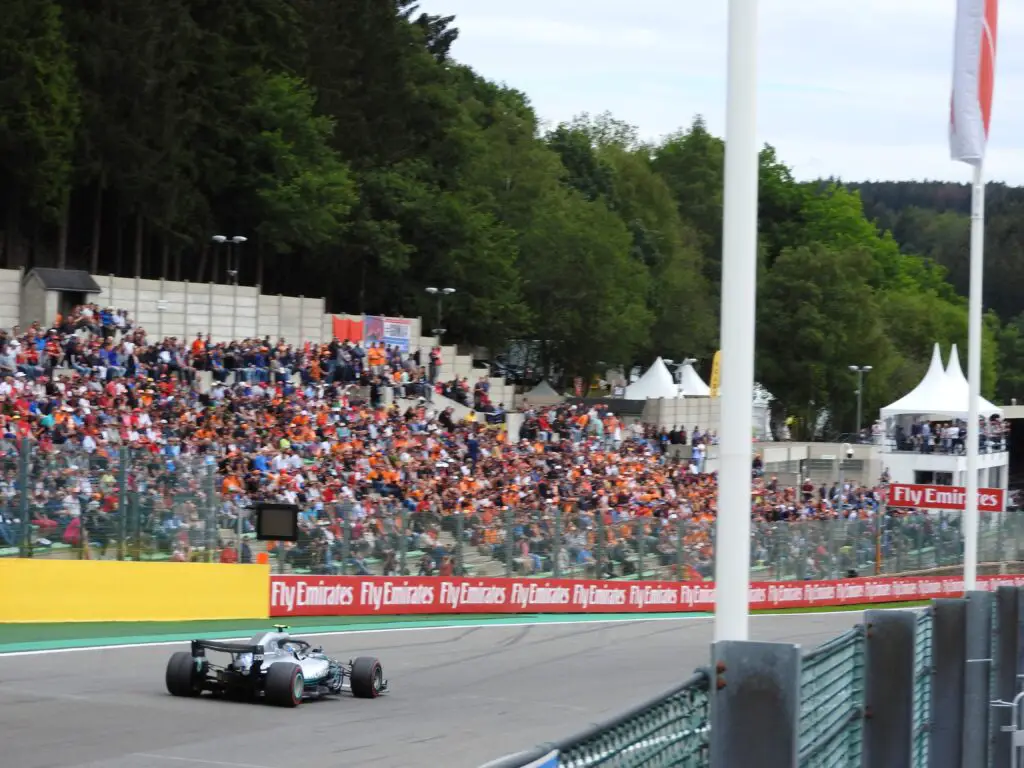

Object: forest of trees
[1,1,1022,437]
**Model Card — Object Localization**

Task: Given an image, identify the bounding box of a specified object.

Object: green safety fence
[912,608,934,768]
[481,672,711,768]
[798,626,865,767]
[4,437,1023,585]
[1,441,223,563]
[486,596,1016,767]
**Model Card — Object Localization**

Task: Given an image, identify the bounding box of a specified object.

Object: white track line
[0,610,883,659]
[133,755,272,768]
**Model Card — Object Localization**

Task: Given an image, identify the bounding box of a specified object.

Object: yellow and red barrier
[6,561,1021,624]
[0,560,270,623]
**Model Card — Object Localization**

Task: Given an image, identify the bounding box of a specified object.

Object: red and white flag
[950,0,999,165]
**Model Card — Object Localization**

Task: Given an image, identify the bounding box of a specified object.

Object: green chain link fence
[798,626,866,767]
[487,594,1016,768]
[4,436,1022,581]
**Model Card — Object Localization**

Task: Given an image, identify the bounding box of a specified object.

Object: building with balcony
[878,343,1007,491]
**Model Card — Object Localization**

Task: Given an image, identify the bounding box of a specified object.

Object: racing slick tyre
[265,662,304,708]
[350,657,384,699]
[166,652,204,698]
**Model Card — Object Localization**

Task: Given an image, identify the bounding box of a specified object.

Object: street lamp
[848,365,873,438]
[425,287,456,342]
[212,235,247,285]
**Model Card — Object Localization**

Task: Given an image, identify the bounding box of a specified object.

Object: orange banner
[332,317,363,342]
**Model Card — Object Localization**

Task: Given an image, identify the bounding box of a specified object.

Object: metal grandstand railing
[486,589,1023,768]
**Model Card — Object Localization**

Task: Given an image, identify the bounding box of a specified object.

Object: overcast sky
[418,0,1024,184]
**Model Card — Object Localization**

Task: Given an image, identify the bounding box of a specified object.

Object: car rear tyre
[166,652,203,697]
[350,657,384,699]
[265,663,304,707]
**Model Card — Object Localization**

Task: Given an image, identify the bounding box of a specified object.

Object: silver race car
[165,625,387,707]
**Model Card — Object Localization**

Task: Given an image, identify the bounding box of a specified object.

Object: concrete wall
[90,276,326,344]
[638,397,771,440]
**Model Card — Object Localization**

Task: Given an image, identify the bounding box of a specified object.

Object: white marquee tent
[677,361,711,397]
[625,357,680,400]
[880,343,1002,419]
[943,344,1002,416]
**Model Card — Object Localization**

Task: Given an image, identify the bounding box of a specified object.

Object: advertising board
[269,573,1024,617]
[888,483,1006,512]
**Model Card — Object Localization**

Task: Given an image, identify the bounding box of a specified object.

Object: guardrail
[485,587,1024,768]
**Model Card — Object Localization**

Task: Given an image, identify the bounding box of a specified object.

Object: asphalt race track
[0,613,863,768]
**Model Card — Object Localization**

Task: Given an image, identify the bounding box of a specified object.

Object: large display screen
[255,503,299,541]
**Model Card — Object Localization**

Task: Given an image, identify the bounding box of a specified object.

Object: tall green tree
[757,244,897,438]
[0,0,78,236]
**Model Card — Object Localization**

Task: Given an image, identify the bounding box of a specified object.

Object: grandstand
[1,272,1018,589]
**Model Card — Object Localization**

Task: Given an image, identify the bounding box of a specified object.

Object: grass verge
[0,614,516,646]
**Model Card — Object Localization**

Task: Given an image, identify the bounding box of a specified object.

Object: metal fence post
[595,508,605,578]
[963,590,994,768]
[636,517,645,580]
[339,503,351,576]
[710,640,801,767]
[676,519,685,581]
[398,505,408,576]
[862,609,916,768]
[552,505,562,578]
[18,437,31,558]
[117,447,129,560]
[930,598,967,768]
[993,586,1021,768]
[130,490,141,561]
[203,462,217,563]
[455,510,464,575]
[504,508,514,576]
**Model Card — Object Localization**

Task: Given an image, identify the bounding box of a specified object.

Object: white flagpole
[963,162,985,590]
[714,0,759,643]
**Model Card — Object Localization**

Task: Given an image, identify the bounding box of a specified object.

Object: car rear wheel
[166,652,204,697]
[350,657,384,699]
[265,663,304,707]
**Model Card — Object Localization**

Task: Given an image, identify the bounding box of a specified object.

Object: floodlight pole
[714,0,760,643]
[963,163,985,590]
[849,365,873,439]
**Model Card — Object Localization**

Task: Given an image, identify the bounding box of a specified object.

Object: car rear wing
[191,640,265,658]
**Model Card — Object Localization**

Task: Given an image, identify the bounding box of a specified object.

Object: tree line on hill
[2,1,1021,437]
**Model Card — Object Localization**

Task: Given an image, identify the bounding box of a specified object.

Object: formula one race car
[165,625,387,707]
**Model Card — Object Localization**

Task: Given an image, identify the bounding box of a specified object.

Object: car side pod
[166,651,204,697]
[350,657,387,699]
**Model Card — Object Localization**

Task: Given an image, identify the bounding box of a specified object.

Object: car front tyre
[265,663,304,708]
[350,657,384,699]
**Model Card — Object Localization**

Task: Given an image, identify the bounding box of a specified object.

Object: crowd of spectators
[889,418,1009,454]
[0,302,1001,581]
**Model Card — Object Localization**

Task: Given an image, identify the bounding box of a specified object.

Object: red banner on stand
[268,574,1024,617]
[888,483,1005,512]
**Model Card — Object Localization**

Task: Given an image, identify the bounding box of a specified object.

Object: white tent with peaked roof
[881,344,955,418]
[625,357,680,400]
[677,360,711,397]
[943,344,1002,417]
[881,343,1002,419]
